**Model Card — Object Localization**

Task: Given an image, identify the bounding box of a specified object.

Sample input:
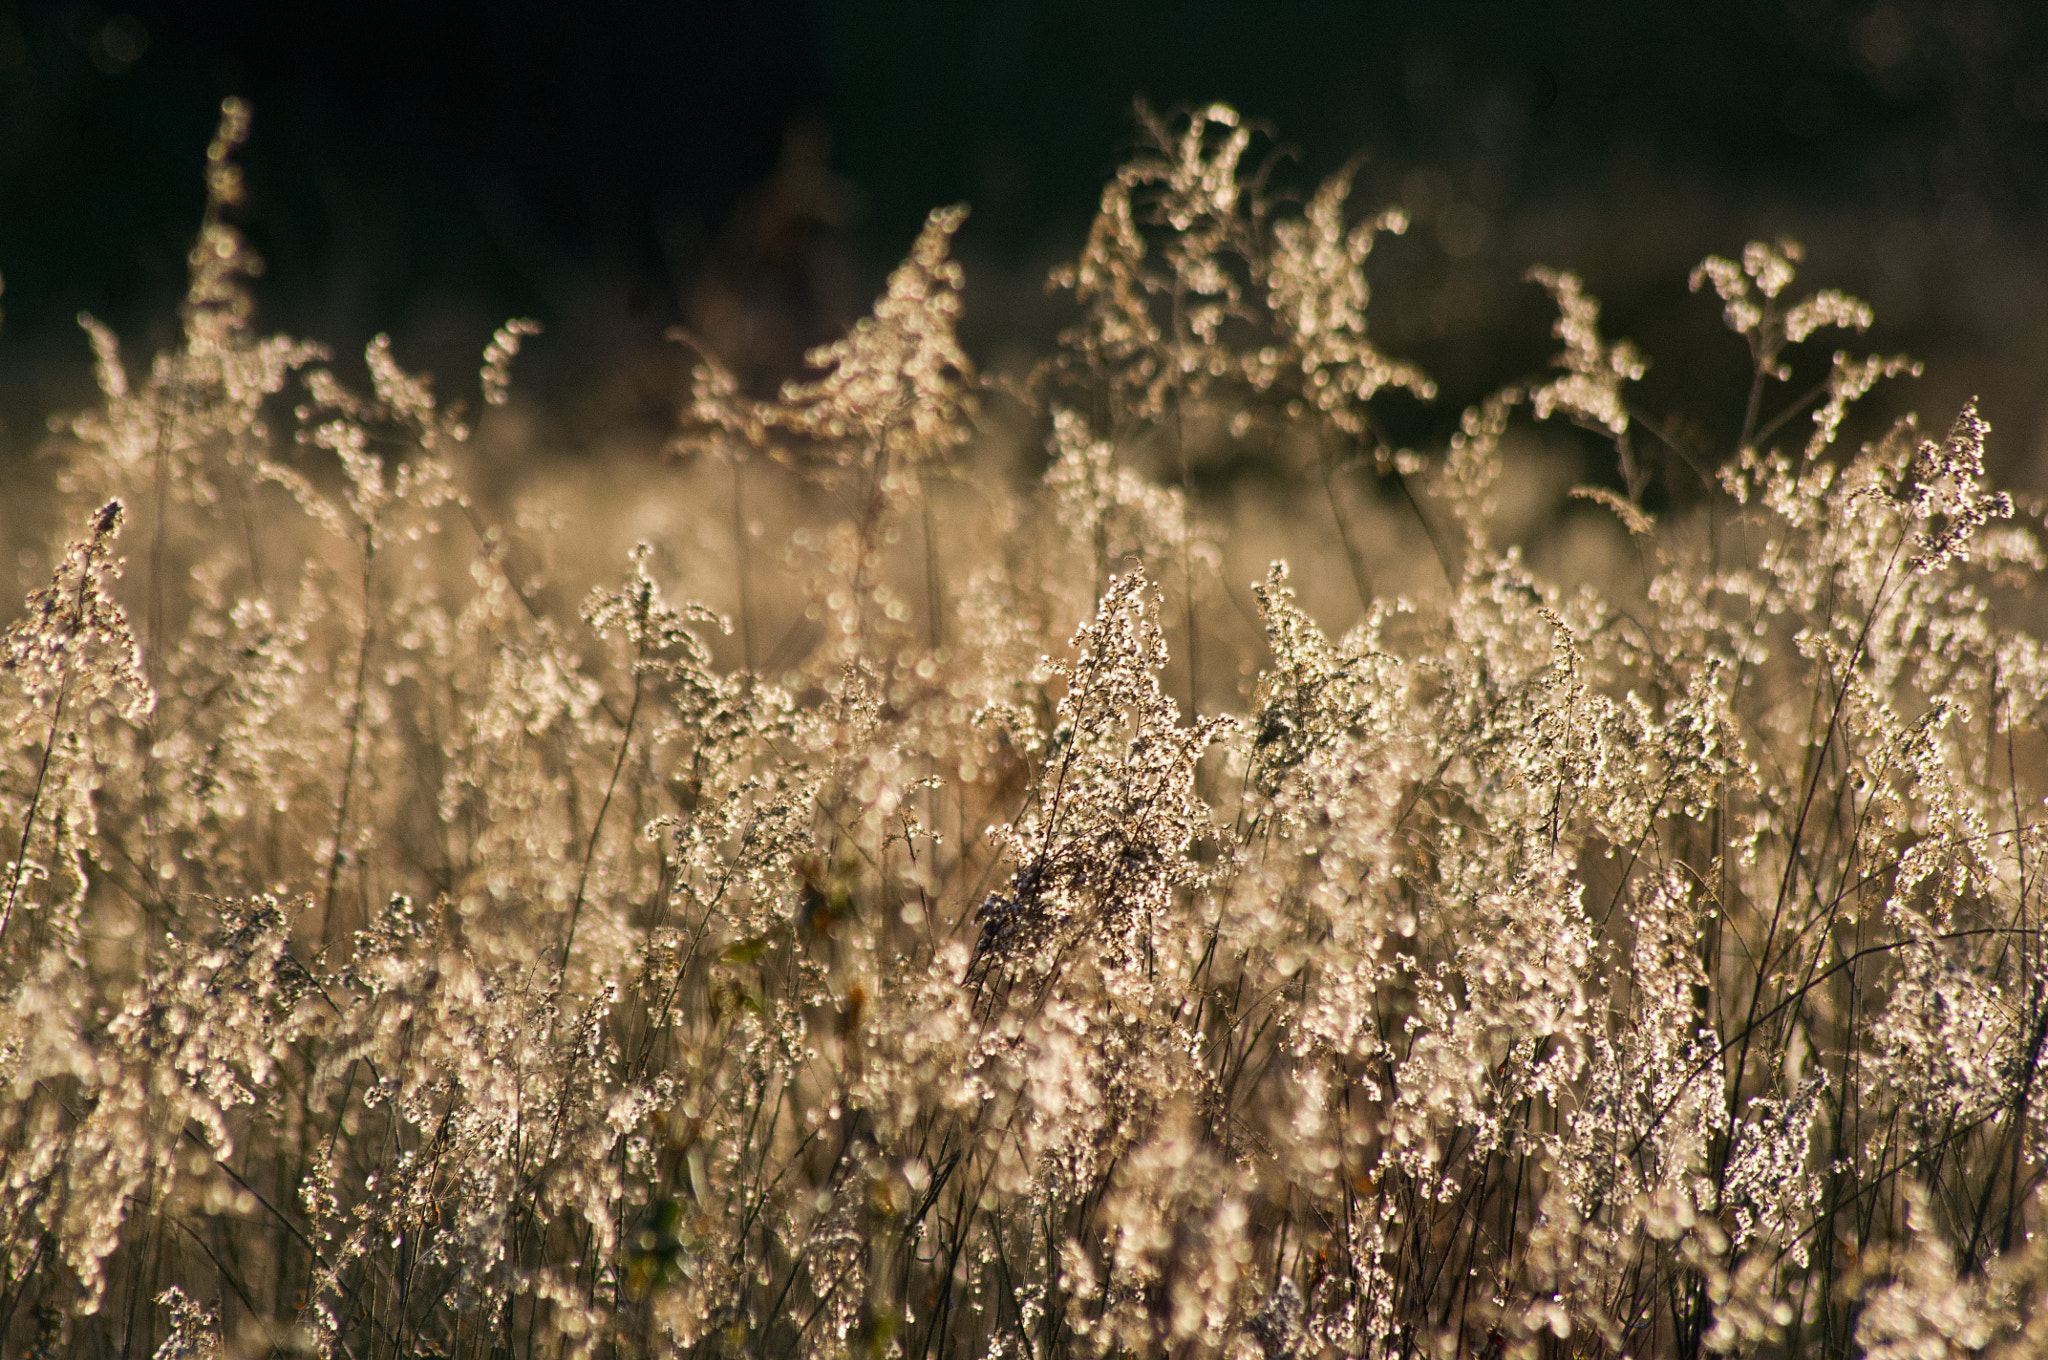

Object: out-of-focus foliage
[8,98,2048,1360]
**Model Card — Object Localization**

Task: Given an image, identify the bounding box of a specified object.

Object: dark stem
[1320,439,1375,613]
[319,531,378,952]
[922,483,945,652]
[561,648,645,983]
[0,675,68,952]
[732,454,756,671]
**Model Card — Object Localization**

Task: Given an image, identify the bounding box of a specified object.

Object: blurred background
[2,0,2047,485]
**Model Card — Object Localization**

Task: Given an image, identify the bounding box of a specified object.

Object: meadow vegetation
[4,98,2048,1359]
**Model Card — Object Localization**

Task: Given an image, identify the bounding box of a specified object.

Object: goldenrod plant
[5,97,2048,1360]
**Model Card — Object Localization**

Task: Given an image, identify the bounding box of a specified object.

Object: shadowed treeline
[4,1,2048,485]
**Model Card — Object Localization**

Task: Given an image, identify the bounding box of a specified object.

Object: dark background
[3,0,2047,483]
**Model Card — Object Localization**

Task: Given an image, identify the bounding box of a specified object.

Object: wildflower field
[6,98,2048,1359]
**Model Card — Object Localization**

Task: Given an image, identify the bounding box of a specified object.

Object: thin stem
[1319,439,1375,613]
[1174,393,1200,713]
[561,652,645,982]
[1388,464,1456,589]
[320,531,377,952]
[0,676,68,952]
[732,454,757,671]
[922,482,945,652]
